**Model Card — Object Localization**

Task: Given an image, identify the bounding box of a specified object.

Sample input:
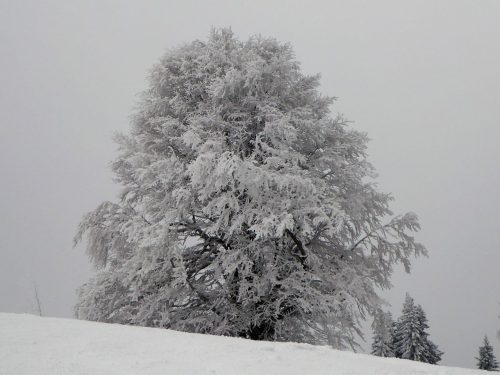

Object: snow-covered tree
[393,294,442,364]
[371,309,395,357]
[74,28,426,348]
[476,336,499,371]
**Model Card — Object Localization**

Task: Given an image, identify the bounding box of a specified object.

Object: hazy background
[1,0,499,369]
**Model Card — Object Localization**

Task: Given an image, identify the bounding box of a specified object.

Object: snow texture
[0,313,487,375]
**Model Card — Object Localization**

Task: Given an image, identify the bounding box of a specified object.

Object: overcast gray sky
[1,0,499,369]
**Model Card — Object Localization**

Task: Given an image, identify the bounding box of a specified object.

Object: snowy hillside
[0,313,485,375]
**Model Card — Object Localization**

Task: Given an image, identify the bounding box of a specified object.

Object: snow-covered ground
[0,313,485,374]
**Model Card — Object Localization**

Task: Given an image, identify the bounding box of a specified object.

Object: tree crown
[75,28,426,348]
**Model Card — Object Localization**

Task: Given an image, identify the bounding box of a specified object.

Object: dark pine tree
[415,305,443,364]
[477,336,499,371]
[392,294,442,364]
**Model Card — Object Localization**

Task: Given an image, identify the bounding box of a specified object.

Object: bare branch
[33,283,43,317]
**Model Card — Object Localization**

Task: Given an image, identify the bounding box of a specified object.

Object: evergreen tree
[74,28,426,348]
[393,294,442,364]
[371,309,395,357]
[390,318,399,356]
[477,336,499,371]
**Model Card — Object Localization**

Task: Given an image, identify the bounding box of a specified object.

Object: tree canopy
[74,28,425,348]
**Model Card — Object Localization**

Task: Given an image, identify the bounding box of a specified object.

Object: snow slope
[0,313,485,375]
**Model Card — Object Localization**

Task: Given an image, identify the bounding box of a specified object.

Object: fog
[1,0,499,368]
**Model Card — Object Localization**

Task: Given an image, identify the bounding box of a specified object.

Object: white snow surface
[0,313,485,375]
